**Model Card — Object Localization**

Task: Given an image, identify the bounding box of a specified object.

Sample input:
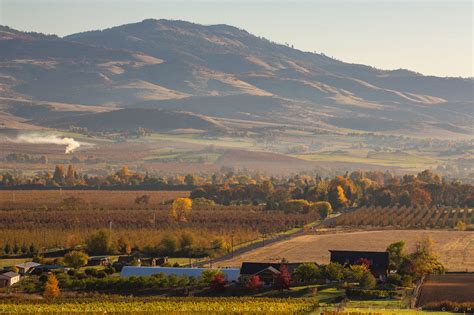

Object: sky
[0,0,472,77]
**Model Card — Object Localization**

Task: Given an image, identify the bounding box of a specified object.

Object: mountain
[0,19,472,136]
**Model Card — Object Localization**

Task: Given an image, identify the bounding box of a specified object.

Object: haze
[1,0,472,78]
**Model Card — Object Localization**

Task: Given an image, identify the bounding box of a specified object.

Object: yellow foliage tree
[336,185,349,209]
[170,198,193,222]
[43,273,61,298]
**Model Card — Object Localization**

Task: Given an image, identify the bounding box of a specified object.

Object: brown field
[417,274,474,306]
[0,190,189,209]
[216,230,474,272]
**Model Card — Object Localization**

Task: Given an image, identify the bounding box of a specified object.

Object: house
[120,266,240,282]
[0,272,20,287]
[250,266,281,286]
[88,256,110,266]
[329,250,389,279]
[239,262,309,284]
[15,262,41,275]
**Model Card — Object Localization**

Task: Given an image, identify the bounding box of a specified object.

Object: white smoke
[10,134,81,154]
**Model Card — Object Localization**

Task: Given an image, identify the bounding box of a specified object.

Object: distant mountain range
[0,19,472,136]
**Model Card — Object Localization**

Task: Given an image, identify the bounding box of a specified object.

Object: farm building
[239,262,309,283]
[88,256,110,266]
[15,262,41,275]
[120,266,241,282]
[30,265,68,275]
[329,250,389,279]
[0,272,20,287]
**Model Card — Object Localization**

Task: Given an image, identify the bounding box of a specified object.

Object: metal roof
[121,267,241,282]
[0,272,19,279]
[15,262,41,269]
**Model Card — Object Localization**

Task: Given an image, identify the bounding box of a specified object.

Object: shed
[240,262,306,282]
[120,266,240,282]
[0,272,20,287]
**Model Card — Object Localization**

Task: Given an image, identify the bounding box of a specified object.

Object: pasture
[216,230,474,272]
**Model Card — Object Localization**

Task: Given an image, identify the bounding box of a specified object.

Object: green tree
[294,263,320,283]
[310,201,333,218]
[387,241,407,271]
[324,262,345,281]
[160,235,177,255]
[179,232,195,255]
[64,251,89,269]
[85,230,115,255]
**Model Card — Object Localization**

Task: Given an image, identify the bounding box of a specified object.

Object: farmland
[416,274,474,307]
[328,206,474,229]
[0,296,316,313]
[0,190,318,251]
[217,230,474,272]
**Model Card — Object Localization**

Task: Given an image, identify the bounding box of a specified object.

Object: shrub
[359,272,376,289]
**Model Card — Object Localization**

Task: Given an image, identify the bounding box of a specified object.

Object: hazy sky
[1,0,472,77]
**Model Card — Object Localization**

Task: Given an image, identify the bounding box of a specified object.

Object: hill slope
[0,19,472,136]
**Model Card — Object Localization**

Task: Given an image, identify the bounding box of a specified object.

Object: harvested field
[417,273,474,306]
[216,230,474,272]
[0,190,189,209]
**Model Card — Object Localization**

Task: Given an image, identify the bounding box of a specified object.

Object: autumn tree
[43,273,60,298]
[400,236,445,279]
[170,198,193,222]
[65,164,76,186]
[53,165,65,184]
[246,275,262,290]
[117,237,132,255]
[210,272,226,291]
[64,251,89,269]
[274,265,291,290]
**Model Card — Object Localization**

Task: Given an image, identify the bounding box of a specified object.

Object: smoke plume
[10,134,81,154]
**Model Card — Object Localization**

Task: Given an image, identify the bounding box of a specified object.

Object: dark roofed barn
[329,250,389,279]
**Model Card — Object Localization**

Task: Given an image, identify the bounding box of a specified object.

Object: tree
[64,251,89,269]
[200,269,221,284]
[210,272,226,291]
[324,262,345,281]
[294,263,320,283]
[160,235,178,255]
[170,198,193,222]
[117,237,132,255]
[359,271,376,289]
[85,230,114,255]
[455,220,466,231]
[179,232,195,255]
[184,174,197,186]
[387,241,407,271]
[65,164,76,186]
[43,273,61,298]
[329,185,349,210]
[400,236,445,279]
[349,264,368,282]
[274,265,291,290]
[53,165,65,184]
[246,275,262,290]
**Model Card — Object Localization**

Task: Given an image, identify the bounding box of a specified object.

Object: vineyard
[0,297,316,313]
[328,206,473,229]
[0,190,318,250]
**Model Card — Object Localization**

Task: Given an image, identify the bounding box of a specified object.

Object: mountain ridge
[0,19,472,136]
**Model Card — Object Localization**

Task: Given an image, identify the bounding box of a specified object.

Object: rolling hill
[0,20,472,136]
